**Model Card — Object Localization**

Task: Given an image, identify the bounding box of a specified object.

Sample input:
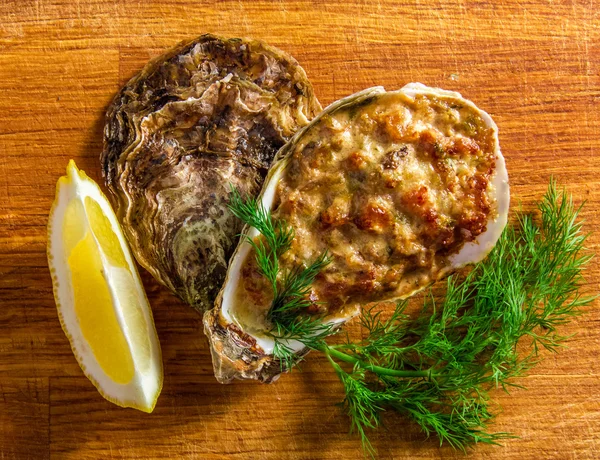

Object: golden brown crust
[242,91,498,314]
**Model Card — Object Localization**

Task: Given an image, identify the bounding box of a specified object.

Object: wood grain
[1,0,599,458]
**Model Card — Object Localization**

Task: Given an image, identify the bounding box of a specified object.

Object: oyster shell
[101,35,321,312]
[204,83,510,383]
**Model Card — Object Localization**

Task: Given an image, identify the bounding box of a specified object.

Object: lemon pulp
[63,198,134,384]
[60,190,153,384]
[84,197,151,373]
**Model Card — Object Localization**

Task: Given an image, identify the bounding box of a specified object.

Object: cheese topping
[234,91,498,330]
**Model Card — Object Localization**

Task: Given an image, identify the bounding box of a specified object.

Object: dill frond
[229,181,594,458]
[228,187,294,292]
[228,187,332,367]
[327,180,594,455]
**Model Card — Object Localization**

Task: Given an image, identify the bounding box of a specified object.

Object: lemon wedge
[47,160,163,412]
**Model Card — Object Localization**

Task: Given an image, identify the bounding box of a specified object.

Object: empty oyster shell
[204,83,510,383]
[101,35,321,312]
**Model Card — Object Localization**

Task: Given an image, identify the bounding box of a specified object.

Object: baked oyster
[101,35,321,312]
[204,83,510,383]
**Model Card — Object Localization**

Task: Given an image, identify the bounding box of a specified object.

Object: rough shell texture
[204,84,510,384]
[203,313,292,383]
[101,35,321,312]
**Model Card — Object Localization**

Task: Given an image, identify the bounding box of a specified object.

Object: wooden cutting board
[1,1,599,458]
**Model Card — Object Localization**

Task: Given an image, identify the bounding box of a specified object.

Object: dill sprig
[229,187,294,294]
[229,180,594,457]
[228,188,333,369]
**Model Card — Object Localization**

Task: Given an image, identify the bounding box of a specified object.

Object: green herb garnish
[228,188,334,369]
[229,180,594,457]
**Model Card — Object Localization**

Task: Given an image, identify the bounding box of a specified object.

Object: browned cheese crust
[101,35,321,311]
[238,92,498,321]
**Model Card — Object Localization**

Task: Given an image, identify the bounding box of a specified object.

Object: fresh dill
[228,187,294,295]
[228,188,333,369]
[229,180,594,457]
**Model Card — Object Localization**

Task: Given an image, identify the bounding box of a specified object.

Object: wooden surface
[1,0,599,458]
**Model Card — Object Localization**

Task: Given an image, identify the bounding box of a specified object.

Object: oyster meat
[101,35,321,312]
[204,83,510,383]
